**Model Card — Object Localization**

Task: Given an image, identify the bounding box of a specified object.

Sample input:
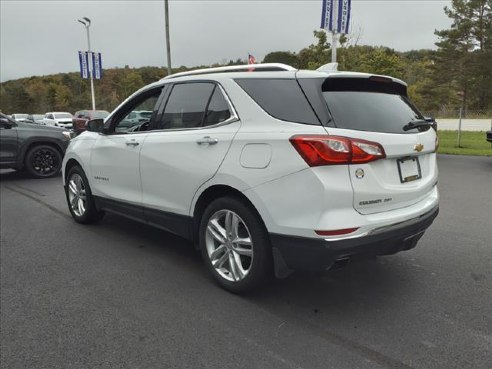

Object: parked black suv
[0,113,71,178]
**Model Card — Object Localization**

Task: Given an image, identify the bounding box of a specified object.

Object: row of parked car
[9,110,110,135]
[1,107,156,181]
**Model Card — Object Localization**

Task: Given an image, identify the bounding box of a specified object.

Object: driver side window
[112,88,163,133]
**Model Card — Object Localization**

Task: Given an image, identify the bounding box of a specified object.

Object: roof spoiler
[316,63,339,73]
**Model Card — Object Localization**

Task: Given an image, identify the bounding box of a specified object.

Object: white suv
[44,112,73,128]
[62,63,439,292]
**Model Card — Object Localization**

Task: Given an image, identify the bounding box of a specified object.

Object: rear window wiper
[403,118,436,132]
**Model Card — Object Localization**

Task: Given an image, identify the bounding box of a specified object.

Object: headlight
[62,131,72,140]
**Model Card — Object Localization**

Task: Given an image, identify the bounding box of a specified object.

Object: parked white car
[62,63,439,292]
[11,114,29,122]
[43,112,73,128]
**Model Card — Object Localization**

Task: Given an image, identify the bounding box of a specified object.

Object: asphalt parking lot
[1,155,491,369]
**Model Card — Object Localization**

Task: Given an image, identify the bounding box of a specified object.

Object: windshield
[55,113,72,119]
[15,114,29,119]
[92,111,109,119]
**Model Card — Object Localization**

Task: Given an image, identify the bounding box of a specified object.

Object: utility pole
[78,17,96,110]
[164,0,172,76]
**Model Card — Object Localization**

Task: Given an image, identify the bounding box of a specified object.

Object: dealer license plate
[397,157,422,183]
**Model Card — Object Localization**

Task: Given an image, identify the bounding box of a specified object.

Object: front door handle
[126,141,139,147]
[196,136,218,145]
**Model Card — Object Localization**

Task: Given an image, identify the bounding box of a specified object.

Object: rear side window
[235,78,320,125]
[156,83,215,130]
[204,87,231,126]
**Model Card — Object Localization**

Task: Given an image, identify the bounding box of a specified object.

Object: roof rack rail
[162,63,296,80]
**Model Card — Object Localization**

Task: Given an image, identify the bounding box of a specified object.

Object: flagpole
[164,0,172,76]
[331,31,337,63]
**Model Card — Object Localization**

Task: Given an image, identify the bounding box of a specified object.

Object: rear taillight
[289,135,386,166]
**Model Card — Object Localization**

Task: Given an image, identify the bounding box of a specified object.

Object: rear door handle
[126,141,139,147]
[196,136,218,145]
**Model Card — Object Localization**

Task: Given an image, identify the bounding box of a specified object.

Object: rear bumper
[270,205,439,277]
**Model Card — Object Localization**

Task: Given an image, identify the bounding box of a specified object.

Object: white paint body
[63,70,439,242]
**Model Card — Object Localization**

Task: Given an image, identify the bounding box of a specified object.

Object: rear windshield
[322,78,424,134]
[324,91,425,134]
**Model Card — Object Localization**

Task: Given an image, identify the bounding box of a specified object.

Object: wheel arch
[192,184,267,249]
[18,140,64,169]
[64,158,82,182]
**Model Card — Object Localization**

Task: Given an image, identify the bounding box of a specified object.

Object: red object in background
[72,110,109,135]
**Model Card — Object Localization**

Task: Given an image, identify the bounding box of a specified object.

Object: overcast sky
[0,0,452,82]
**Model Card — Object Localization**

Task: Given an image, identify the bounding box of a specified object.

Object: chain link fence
[420,109,491,148]
[421,109,492,119]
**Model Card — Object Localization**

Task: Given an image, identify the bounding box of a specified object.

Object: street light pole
[164,0,172,76]
[78,17,96,110]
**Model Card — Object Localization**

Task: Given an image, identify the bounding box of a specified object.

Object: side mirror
[85,118,104,132]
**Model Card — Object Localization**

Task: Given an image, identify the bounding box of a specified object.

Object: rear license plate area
[397,157,422,183]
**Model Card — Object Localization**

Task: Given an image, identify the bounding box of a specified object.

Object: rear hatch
[299,74,438,215]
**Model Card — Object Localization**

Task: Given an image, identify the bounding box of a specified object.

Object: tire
[25,145,62,178]
[65,165,105,224]
[199,196,272,293]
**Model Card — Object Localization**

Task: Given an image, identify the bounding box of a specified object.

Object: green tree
[433,0,492,111]
[121,70,145,99]
[338,46,406,79]
[53,84,73,111]
[1,84,33,112]
[298,30,331,69]
[262,51,300,68]
[26,80,49,113]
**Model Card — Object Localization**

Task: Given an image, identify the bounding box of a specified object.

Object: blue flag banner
[320,0,334,31]
[92,52,103,79]
[78,51,89,79]
[337,0,351,35]
[321,0,351,35]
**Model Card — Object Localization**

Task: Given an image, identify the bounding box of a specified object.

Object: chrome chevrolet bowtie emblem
[414,143,424,152]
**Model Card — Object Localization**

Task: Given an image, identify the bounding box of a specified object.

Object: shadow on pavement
[94,210,409,314]
[0,169,62,182]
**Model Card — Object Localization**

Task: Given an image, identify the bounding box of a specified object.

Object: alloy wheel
[205,210,254,282]
[31,148,60,176]
[67,173,87,217]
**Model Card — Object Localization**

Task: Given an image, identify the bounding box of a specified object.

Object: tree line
[1,0,490,117]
